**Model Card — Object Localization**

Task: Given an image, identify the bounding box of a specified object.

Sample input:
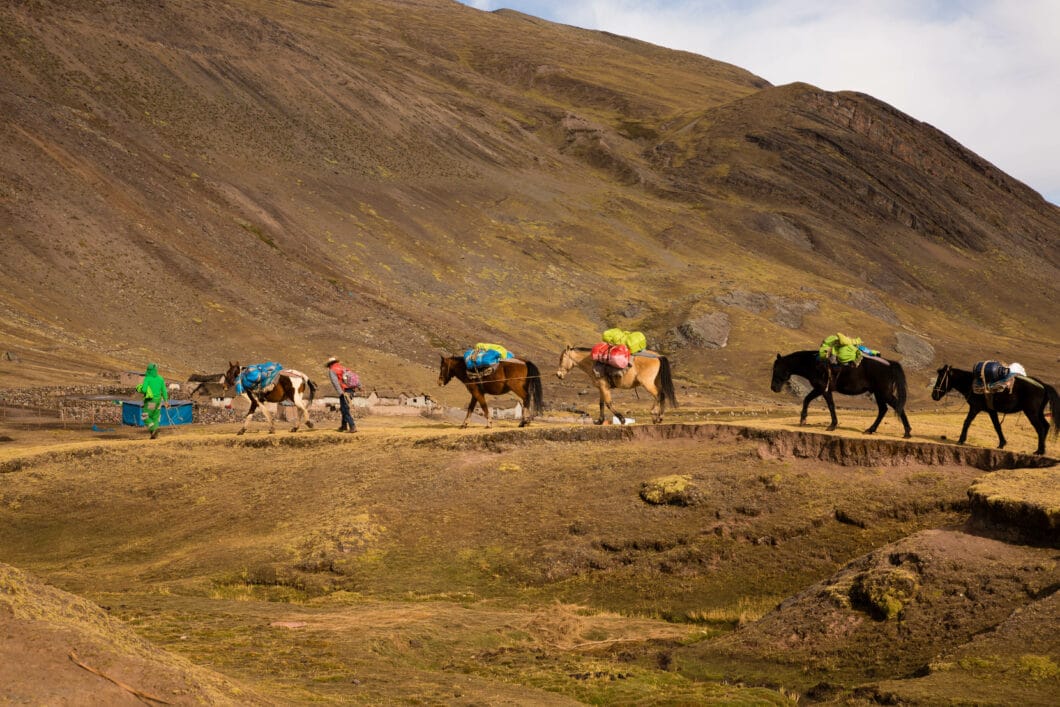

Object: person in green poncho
[135,363,169,439]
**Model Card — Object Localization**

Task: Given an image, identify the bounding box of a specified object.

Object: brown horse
[437,355,544,428]
[556,346,677,424]
[223,362,317,435]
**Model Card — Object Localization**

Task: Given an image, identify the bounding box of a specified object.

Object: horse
[931,364,1060,455]
[222,362,317,435]
[437,355,544,428]
[555,346,678,425]
[770,350,912,438]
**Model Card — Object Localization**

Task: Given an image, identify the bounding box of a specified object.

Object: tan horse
[556,346,677,424]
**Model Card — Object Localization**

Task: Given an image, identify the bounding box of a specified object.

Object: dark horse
[771,350,911,438]
[931,364,1060,455]
[223,362,317,435]
[438,355,544,428]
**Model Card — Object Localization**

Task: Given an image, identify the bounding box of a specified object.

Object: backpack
[339,367,360,391]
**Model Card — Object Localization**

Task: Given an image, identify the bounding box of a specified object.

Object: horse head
[438,355,455,386]
[555,345,575,380]
[770,353,790,393]
[222,361,242,392]
[931,364,952,401]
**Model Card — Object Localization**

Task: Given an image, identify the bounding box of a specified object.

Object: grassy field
[2,406,1056,703]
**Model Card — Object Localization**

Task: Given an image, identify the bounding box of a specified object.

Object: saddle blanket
[464,345,513,372]
[236,362,283,395]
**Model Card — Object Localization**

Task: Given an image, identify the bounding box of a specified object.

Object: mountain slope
[1,0,1057,398]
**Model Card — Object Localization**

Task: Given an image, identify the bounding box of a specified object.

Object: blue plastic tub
[121,400,193,427]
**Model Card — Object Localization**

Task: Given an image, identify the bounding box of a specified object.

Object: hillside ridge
[1,0,1056,403]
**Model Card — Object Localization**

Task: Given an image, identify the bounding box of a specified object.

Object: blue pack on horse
[223,361,317,435]
[556,345,677,425]
[771,350,911,438]
[932,363,1060,455]
[438,352,544,428]
[234,362,284,395]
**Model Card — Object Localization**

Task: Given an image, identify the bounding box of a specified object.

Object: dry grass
[2,409,1055,702]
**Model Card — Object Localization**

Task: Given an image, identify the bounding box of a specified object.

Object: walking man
[325,356,358,433]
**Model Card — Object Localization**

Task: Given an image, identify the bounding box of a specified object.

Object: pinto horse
[770,350,911,438]
[931,364,1060,455]
[223,362,317,435]
[556,346,677,425]
[438,355,544,428]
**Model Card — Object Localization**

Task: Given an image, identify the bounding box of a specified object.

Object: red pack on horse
[556,345,677,425]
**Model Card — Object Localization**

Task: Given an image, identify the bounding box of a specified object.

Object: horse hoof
[236,429,246,436]
[903,432,912,439]
[863,428,877,435]
[826,425,837,432]
[290,427,298,433]
[268,430,276,435]
[305,421,314,429]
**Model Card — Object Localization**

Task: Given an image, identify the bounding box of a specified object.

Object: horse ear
[776,353,781,360]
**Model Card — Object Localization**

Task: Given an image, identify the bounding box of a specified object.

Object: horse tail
[1045,382,1060,439]
[657,357,678,411]
[524,360,544,416]
[889,361,908,410]
[306,377,317,403]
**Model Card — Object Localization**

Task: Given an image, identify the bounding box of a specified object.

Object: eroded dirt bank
[418,422,1059,471]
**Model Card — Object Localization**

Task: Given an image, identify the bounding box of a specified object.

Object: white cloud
[462,1,1060,204]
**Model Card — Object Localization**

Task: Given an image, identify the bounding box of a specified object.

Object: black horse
[771,350,912,438]
[931,364,1060,455]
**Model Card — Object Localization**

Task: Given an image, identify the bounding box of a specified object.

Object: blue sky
[460,0,1060,206]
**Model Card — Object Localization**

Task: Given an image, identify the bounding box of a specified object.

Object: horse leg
[799,390,822,426]
[987,411,1006,449]
[461,395,477,429]
[518,384,531,428]
[259,398,276,434]
[898,407,912,439]
[1029,409,1049,455]
[864,395,888,435]
[238,396,256,435]
[642,379,662,424]
[603,384,624,425]
[957,407,980,445]
[823,391,838,431]
[297,388,314,431]
[594,383,619,425]
[289,399,301,433]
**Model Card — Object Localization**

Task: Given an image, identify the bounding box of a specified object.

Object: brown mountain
[2,0,1057,397]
